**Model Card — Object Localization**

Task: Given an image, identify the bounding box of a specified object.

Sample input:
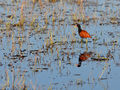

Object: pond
[0,0,120,89]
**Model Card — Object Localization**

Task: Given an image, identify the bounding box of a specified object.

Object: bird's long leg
[86,39,88,44]
[86,39,88,49]
[81,38,83,48]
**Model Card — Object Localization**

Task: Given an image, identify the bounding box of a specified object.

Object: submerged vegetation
[0,0,120,89]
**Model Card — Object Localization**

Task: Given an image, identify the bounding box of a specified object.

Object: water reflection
[76,51,93,67]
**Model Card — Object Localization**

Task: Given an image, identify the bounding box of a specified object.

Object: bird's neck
[78,26,82,33]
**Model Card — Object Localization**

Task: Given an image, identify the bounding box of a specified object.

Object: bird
[75,23,91,38]
[74,23,91,47]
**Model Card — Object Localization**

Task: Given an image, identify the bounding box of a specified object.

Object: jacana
[74,23,91,47]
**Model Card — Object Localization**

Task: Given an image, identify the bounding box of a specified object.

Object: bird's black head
[76,23,79,27]
[75,23,82,32]
[76,23,81,28]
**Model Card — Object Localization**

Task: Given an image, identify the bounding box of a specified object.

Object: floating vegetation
[91,57,109,61]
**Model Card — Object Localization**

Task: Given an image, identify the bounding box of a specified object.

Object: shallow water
[0,0,120,89]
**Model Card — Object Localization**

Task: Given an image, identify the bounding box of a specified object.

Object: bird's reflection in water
[76,52,93,67]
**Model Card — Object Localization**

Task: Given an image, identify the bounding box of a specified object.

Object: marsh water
[0,0,120,89]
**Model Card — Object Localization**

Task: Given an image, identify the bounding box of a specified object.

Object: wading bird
[74,23,91,46]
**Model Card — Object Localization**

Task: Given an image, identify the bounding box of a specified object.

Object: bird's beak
[72,24,77,28]
[74,25,77,28]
